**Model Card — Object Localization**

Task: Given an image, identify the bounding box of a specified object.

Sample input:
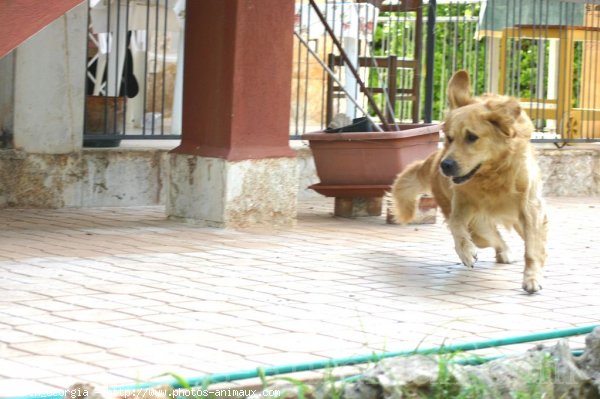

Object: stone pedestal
[167,0,298,228]
[334,197,383,218]
[167,154,298,228]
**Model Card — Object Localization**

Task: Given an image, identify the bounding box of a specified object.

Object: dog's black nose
[440,159,458,176]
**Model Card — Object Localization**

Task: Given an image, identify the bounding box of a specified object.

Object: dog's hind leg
[470,219,512,264]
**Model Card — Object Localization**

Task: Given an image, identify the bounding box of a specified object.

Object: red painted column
[172,0,296,161]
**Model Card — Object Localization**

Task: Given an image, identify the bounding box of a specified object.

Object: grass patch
[147,350,563,399]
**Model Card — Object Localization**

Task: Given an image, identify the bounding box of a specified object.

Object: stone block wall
[0,144,598,209]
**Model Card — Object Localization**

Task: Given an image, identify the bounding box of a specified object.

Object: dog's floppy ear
[447,70,474,109]
[484,97,522,137]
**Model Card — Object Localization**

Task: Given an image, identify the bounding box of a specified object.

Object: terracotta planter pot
[84,95,125,148]
[302,123,441,198]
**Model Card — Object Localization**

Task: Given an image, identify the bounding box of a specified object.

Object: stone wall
[298,144,600,198]
[0,149,168,208]
[0,144,598,209]
[537,145,600,197]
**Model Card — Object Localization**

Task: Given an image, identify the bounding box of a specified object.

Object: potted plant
[84,95,126,148]
[302,121,441,218]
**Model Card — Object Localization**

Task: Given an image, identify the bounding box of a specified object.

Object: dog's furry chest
[455,181,525,225]
[475,196,521,227]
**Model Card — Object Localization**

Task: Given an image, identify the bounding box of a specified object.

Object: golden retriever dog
[391,70,548,293]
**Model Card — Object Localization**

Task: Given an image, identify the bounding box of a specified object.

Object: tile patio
[0,197,599,396]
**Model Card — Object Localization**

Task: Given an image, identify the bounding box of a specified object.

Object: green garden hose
[5,324,597,399]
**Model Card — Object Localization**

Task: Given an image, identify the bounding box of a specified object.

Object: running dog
[391,70,548,293]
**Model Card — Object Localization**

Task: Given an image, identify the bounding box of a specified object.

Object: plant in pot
[302,116,441,219]
[84,95,126,148]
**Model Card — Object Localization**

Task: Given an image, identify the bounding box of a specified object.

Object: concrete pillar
[167,0,298,228]
[9,2,87,154]
[485,37,500,94]
[580,6,600,137]
[0,52,15,142]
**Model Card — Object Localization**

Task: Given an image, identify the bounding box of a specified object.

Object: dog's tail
[390,158,433,224]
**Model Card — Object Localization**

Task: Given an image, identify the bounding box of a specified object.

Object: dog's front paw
[522,276,543,294]
[456,241,477,268]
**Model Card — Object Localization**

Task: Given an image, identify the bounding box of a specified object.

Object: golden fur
[391,70,548,293]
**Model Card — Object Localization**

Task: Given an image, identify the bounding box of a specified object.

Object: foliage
[510,353,556,399]
[365,2,585,123]
[366,3,486,122]
[427,2,486,120]
[149,351,560,399]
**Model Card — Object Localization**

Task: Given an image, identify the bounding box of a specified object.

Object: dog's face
[440,71,533,184]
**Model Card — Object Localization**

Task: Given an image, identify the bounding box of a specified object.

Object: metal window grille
[292,0,600,144]
[84,0,185,146]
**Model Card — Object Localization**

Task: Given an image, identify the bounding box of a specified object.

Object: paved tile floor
[0,197,599,396]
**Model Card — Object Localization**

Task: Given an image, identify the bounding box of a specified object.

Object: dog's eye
[446,135,454,144]
[466,131,479,143]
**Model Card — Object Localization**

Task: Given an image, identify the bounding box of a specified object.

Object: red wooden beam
[0,0,84,59]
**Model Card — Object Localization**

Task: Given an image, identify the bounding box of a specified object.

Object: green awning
[479,0,585,35]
